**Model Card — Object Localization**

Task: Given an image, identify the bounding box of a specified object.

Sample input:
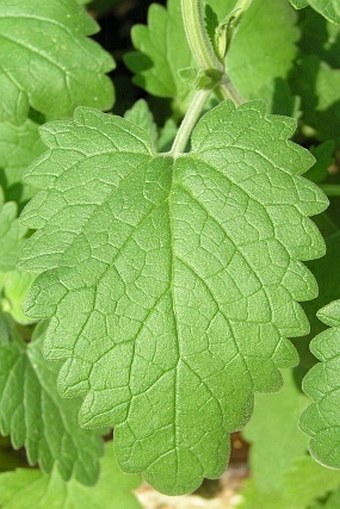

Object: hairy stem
[219,75,244,105]
[181,0,223,71]
[170,89,211,157]
[233,0,254,16]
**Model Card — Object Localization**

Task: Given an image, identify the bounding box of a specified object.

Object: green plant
[1,0,340,506]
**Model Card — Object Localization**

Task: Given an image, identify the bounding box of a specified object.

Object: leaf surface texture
[300,300,340,469]
[0,320,103,484]
[0,0,115,123]
[19,101,327,494]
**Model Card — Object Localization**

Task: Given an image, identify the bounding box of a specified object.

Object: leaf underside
[0,0,115,124]
[19,100,327,494]
[0,320,103,484]
[300,300,340,469]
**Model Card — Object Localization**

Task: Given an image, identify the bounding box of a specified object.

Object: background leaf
[0,0,115,124]
[300,300,340,469]
[0,444,142,509]
[0,320,103,484]
[125,0,299,115]
[290,0,340,24]
[0,191,26,273]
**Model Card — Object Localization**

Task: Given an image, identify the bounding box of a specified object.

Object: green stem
[219,75,244,105]
[320,184,340,197]
[233,0,253,16]
[170,89,211,157]
[181,0,223,72]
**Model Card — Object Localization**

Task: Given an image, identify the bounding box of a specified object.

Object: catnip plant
[0,0,340,507]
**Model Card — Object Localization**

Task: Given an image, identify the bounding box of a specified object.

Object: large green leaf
[0,444,142,509]
[0,320,103,484]
[125,0,298,114]
[18,101,327,494]
[300,300,340,469]
[0,0,115,124]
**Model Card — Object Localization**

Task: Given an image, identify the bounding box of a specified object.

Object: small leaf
[0,0,115,124]
[300,300,340,469]
[0,444,142,509]
[0,192,26,273]
[0,119,44,204]
[0,320,103,484]
[124,100,158,149]
[0,271,36,325]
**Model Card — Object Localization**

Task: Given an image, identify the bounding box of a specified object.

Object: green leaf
[284,456,340,506]
[124,100,158,150]
[18,101,327,494]
[0,192,26,273]
[124,0,192,114]
[306,141,335,184]
[158,118,178,152]
[0,320,103,485]
[324,488,340,509]
[238,456,340,509]
[300,300,340,469]
[225,0,299,105]
[289,0,309,8]
[291,56,340,142]
[297,9,340,67]
[295,233,340,383]
[239,456,340,509]
[290,0,340,24]
[238,479,288,509]
[0,0,115,124]
[243,370,309,492]
[291,10,340,142]
[0,444,142,509]
[0,271,36,324]
[125,0,299,114]
[0,119,44,204]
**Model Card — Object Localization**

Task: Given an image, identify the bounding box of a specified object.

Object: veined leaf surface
[19,101,327,494]
[300,300,340,469]
[0,320,103,484]
[0,0,115,124]
[0,444,141,509]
